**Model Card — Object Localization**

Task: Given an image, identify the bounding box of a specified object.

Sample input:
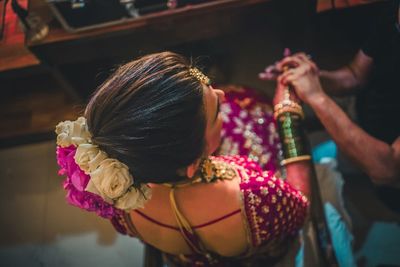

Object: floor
[0,141,144,267]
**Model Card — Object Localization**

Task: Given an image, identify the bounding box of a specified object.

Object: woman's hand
[276,53,325,105]
[273,79,301,106]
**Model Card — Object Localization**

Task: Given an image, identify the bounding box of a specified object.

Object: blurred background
[1,0,400,266]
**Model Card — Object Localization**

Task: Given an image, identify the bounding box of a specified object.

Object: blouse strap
[169,187,208,255]
[110,211,144,239]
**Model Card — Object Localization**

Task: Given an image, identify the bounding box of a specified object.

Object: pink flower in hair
[56,146,118,219]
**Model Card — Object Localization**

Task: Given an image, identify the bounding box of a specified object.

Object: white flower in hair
[115,184,152,210]
[56,116,153,211]
[55,117,91,147]
[74,144,107,174]
[85,158,133,201]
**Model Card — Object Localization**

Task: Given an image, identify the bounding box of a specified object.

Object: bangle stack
[274,87,311,166]
[274,99,304,120]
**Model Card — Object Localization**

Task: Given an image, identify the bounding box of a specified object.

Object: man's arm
[277,54,400,185]
[309,92,400,185]
[319,50,374,96]
[260,50,373,97]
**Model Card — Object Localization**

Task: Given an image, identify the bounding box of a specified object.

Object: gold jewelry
[162,158,237,188]
[275,68,310,165]
[274,97,304,119]
[274,99,302,112]
[189,67,211,85]
[200,157,214,182]
[283,86,291,102]
[273,65,305,119]
[199,157,237,183]
[280,155,311,166]
[274,107,304,120]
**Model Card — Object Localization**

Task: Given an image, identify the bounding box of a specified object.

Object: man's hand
[276,53,325,105]
[258,48,292,81]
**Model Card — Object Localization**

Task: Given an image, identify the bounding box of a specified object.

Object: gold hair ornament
[189,67,211,85]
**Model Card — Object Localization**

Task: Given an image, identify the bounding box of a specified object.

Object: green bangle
[277,112,310,160]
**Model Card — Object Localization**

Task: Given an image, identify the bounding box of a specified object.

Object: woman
[55,52,312,266]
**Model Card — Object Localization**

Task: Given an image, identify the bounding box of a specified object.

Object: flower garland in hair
[55,117,152,218]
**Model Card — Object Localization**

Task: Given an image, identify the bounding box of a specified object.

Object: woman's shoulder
[211,155,275,186]
[210,155,307,207]
[212,155,308,247]
[211,155,265,173]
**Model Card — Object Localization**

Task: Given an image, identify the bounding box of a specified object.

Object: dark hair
[85,52,206,185]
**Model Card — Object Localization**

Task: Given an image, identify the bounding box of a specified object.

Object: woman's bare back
[129,176,249,256]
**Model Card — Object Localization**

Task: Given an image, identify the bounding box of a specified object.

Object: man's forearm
[319,68,359,96]
[308,93,399,184]
[319,50,373,96]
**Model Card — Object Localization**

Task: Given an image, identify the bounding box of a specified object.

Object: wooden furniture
[1,0,271,71]
[0,0,272,140]
[24,0,271,99]
[0,0,39,73]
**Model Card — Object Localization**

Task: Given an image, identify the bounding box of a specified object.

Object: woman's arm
[285,161,313,199]
[273,81,312,199]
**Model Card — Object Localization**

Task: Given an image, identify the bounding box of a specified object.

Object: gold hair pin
[189,67,211,85]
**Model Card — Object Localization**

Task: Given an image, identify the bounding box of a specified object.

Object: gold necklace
[163,157,237,188]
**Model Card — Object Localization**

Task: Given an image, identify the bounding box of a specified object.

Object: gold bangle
[274,107,303,115]
[274,103,303,113]
[274,100,302,112]
[280,155,311,165]
[274,108,304,120]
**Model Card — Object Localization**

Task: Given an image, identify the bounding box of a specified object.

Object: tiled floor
[0,141,144,267]
[343,170,400,266]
